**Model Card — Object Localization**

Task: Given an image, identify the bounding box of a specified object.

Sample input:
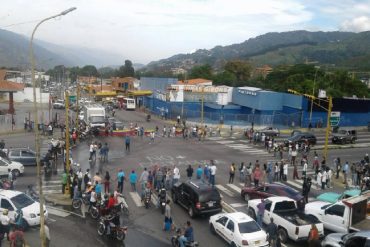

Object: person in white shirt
[317,171,322,190]
[283,162,288,181]
[1,209,10,240]
[302,162,308,178]
[173,166,180,185]
[210,162,217,186]
[321,170,327,190]
[327,168,332,188]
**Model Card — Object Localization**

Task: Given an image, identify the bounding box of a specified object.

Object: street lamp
[29,7,76,247]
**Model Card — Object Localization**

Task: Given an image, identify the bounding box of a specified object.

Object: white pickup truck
[247,196,324,243]
[305,192,370,233]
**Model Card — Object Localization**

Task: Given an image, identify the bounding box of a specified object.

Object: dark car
[284,132,317,146]
[241,184,305,209]
[7,148,48,166]
[257,127,280,137]
[171,180,222,218]
[332,129,357,144]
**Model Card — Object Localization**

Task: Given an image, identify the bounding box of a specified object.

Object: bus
[122,97,135,110]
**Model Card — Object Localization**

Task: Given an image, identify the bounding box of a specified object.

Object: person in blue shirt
[196,165,203,179]
[117,169,125,193]
[125,136,131,152]
[179,221,194,247]
[129,170,137,192]
[203,165,209,181]
[95,181,102,195]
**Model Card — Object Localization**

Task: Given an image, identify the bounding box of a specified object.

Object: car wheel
[210,224,216,235]
[247,208,256,220]
[13,169,20,177]
[188,206,195,218]
[244,194,250,202]
[278,228,288,243]
[230,242,236,247]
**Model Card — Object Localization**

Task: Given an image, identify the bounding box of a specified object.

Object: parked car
[290,130,302,137]
[256,127,280,137]
[284,132,317,146]
[305,194,370,233]
[247,196,324,243]
[332,128,357,144]
[321,231,370,247]
[171,180,222,218]
[0,190,48,228]
[0,157,24,177]
[241,184,305,209]
[316,189,361,203]
[7,148,47,166]
[209,212,268,247]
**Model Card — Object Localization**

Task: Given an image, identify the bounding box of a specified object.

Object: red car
[241,184,305,209]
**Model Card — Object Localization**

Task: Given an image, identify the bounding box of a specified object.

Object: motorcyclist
[179,221,194,247]
[143,182,152,206]
[0,139,5,150]
[146,114,151,121]
[158,188,166,208]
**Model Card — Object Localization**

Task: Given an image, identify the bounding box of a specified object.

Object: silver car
[321,231,370,247]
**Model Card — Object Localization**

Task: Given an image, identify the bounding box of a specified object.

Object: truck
[305,192,370,233]
[247,196,324,243]
[83,104,106,128]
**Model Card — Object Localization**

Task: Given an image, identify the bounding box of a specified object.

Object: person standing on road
[228,163,236,184]
[267,218,278,247]
[209,161,217,186]
[125,135,131,152]
[350,163,357,187]
[89,142,94,160]
[256,199,265,227]
[253,164,262,187]
[327,167,333,188]
[129,170,137,192]
[293,163,300,180]
[335,157,341,179]
[274,162,279,182]
[267,162,273,184]
[155,168,164,190]
[104,171,110,194]
[1,209,10,241]
[173,166,180,185]
[196,165,203,180]
[203,165,209,181]
[83,169,90,190]
[239,162,245,182]
[308,224,320,247]
[302,177,312,203]
[117,169,125,193]
[302,161,308,179]
[61,170,67,194]
[8,169,14,190]
[186,165,194,180]
[316,170,322,190]
[283,162,288,181]
[343,161,349,189]
[163,199,172,231]
[244,163,252,187]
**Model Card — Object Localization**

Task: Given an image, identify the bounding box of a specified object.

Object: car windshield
[338,130,348,135]
[89,116,105,123]
[199,189,220,202]
[11,194,35,209]
[342,233,355,241]
[238,221,261,233]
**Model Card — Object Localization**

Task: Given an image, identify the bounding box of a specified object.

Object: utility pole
[64,90,71,195]
[201,86,204,126]
[323,96,332,161]
[75,84,80,138]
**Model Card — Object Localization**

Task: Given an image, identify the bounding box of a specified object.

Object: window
[257,186,268,192]
[326,205,345,217]
[226,220,234,232]
[0,160,7,166]
[238,221,261,233]
[1,199,14,211]
[216,216,228,226]
[345,236,367,247]
[9,151,20,157]
[265,202,272,212]
[21,151,34,157]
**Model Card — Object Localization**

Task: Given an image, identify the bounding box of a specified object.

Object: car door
[0,159,9,176]
[180,184,191,209]
[214,216,229,242]
[8,150,21,163]
[20,150,35,166]
[0,198,16,222]
[262,201,272,224]
[255,186,270,199]
[224,219,236,244]
[323,204,346,233]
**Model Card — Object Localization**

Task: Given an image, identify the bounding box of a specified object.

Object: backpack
[14,232,24,247]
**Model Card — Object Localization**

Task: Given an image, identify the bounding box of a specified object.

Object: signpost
[330,111,341,127]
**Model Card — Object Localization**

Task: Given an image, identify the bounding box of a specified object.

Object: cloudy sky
[1,0,370,64]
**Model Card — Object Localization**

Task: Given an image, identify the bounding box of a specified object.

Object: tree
[213,71,237,86]
[80,65,98,77]
[188,64,213,79]
[117,60,135,77]
[224,60,252,83]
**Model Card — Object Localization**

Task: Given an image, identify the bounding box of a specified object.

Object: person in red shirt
[107,193,116,209]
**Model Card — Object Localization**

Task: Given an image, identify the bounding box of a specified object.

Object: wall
[140,77,178,93]
[4,87,50,103]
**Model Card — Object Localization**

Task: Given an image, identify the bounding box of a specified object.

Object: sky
[1,0,370,65]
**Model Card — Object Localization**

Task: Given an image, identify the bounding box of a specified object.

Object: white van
[0,190,48,227]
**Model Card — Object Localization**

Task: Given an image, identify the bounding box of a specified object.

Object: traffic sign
[330,111,341,126]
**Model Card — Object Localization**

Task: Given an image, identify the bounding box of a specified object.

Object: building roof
[0,70,24,92]
[178,78,212,85]
[111,77,137,83]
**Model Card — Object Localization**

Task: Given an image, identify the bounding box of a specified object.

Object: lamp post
[30,7,76,247]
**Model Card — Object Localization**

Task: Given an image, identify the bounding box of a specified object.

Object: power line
[0,19,43,28]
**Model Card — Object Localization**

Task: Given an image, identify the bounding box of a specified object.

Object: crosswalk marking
[217,140,235,144]
[208,137,224,141]
[215,184,235,197]
[129,192,143,207]
[226,183,242,194]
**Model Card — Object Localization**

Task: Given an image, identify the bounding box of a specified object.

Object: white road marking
[208,137,224,140]
[226,183,242,194]
[216,140,235,144]
[215,184,235,197]
[230,202,247,208]
[47,207,71,217]
[43,189,61,194]
[129,192,143,207]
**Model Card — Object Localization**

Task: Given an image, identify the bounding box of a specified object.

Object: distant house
[178,78,213,86]
[111,77,138,93]
[0,70,24,113]
[77,76,98,85]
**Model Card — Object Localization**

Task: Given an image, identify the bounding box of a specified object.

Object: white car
[0,157,24,177]
[209,212,268,247]
[0,190,48,227]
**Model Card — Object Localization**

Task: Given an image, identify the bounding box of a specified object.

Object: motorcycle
[97,215,128,241]
[158,188,167,214]
[90,200,117,220]
[171,228,199,247]
[146,114,151,122]
[117,194,129,215]
[144,189,151,209]
[72,192,90,209]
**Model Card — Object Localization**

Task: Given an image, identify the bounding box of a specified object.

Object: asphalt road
[1,107,370,247]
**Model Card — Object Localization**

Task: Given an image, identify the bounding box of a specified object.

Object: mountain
[145,30,370,72]
[0,29,74,70]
